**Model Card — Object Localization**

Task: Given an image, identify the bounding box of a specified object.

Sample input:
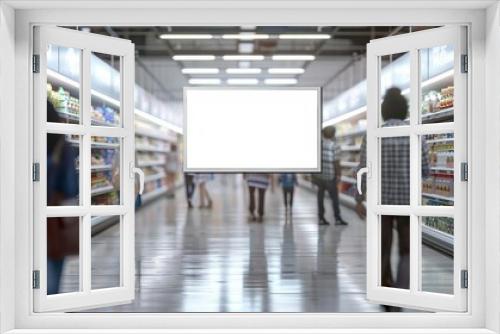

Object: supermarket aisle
[83,175,452,312]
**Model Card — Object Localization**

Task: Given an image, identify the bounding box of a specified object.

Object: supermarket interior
[46,26,456,312]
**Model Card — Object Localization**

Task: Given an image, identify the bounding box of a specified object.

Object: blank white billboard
[184,87,321,172]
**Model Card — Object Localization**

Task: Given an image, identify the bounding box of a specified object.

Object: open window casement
[33,26,139,312]
[363,26,467,312]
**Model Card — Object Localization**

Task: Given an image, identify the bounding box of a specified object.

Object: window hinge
[32,54,40,73]
[461,269,468,289]
[33,163,40,182]
[461,162,468,181]
[33,270,40,289]
[461,54,468,73]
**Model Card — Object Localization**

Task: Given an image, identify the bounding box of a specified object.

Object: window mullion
[409,48,420,294]
[81,48,92,293]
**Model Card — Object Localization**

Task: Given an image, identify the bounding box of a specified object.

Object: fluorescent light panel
[279,34,330,39]
[182,68,220,74]
[222,33,269,40]
[226,78,259,85]
[268,68,305,74]
[238,42,254,54]
[223,55,265,61]
[173,55,215,61]
[272,55,315,61]
[226,68,262,74]
[159,34,213,39]
[189,78,221,85]
[264,78,298,85]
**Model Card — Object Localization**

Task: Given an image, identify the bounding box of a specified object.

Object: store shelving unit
[135,124,173,205]
[47,49,182,234]
[318,48,456,255]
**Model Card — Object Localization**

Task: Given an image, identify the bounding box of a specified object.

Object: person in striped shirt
[245,174,273,222]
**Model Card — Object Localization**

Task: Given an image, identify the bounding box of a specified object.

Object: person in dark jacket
[46,101,79,294]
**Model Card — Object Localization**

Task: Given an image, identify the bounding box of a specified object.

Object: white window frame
[365,26,467,312]
[0,1,497,333]
[32,26,136,312]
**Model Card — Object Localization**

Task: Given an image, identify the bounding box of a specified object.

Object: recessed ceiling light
[223,55,265,61]
[267,68,305,74]
[222,33,270,40]
[159,34,213,39]
[239,61,251,68]
[226,68,262,74]
[278,34,330,39]
[226,78,259,85]
[172,55,216,61]
[189,78,221,85]
[238,42,254,54]
[272,55,315,61]
[264,78,298,85]
[182,68,220,74]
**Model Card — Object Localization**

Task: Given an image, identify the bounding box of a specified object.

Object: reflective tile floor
[65,175,453,312]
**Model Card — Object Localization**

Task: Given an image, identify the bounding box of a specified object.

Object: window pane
[91,136,121,205]
[47,45,81,124]
[421,216,454,294]
[47,134,80,206]
[91,216,121,289]
[420,45,454,124]
[379,52,410,128]
[47,217,80,294]
[380,137,410,205]
[91,53,121,127]
[421,134,454,206]
[380,215,410,290]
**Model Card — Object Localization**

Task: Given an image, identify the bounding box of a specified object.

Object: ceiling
[85,26,430,102]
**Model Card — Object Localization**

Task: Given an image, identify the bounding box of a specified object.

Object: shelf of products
[46,52,180,233]
[318,46,456,255]
[90,136,120,205]
[421,217,454,255]
[422,133,454,208]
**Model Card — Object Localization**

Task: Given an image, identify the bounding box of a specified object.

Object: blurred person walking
[245,174,273,222]
[184,173,196,209]
[278,173,297,215]
[313,126,347,226]
[46,101,80,294]
[195,173,214,209]
[355,87,430,311]
[165,143,179,198]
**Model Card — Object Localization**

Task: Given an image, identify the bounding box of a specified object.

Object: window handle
[130,162,145,195]
[134,168,145,195]
[356,163,371,195]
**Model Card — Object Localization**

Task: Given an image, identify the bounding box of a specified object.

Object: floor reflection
[78,176,450,312]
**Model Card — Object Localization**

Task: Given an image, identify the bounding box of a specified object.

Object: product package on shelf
[47,84,80,123]
[91,105,120,126]
[421,85,454,123]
